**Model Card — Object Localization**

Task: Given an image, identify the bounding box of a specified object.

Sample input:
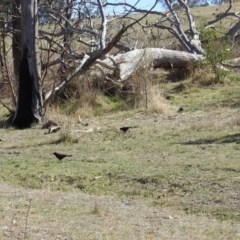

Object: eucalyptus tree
[0,0,19,106]
[10,0,43,128]
[5,0,157,127]
[12,0,21,78]
[2,0,240,128]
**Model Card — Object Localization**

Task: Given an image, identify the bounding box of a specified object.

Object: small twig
[23,198,32,240]
[10,212,18,240]
[78,116,89,126]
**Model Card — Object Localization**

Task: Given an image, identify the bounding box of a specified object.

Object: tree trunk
[10,0,43,128]
[12,0,21,78]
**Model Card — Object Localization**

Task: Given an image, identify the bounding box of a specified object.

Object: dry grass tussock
[49,66,174,117]
[140,86,174,114]
[188,68,225,87]
[51,74,101,115]
[164,64,226,89]
[124,67,174,113]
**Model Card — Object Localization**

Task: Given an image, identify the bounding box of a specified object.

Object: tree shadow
[183,133,240,145]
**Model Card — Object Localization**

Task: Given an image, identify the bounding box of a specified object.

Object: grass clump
[56,132,79,144]
[90,201,105,216]
[200,23,232,83]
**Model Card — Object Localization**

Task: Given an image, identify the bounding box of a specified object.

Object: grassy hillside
[1,77,240,238]
[1,3,240,239]
[128,3,240,49]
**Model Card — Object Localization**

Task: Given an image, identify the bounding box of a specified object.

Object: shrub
[200,24,232,82]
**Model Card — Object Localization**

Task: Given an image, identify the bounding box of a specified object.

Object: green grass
[1,79,240,223]
[161,78,240,112]
[2,81,240,238]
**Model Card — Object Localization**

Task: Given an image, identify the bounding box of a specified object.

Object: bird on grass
[177,106,184,112]
[120,126,137,133]
[53,152,73,161]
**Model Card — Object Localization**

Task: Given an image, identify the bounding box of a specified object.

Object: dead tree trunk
[10,0,43,128]
[93,48,204,81]
[12,0,21,78]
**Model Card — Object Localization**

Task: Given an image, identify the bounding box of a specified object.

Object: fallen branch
[93,48,204,81]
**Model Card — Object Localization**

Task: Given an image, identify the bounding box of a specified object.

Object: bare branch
[97,0,107,49]
[44,53,90,102]
[207,0,234,26]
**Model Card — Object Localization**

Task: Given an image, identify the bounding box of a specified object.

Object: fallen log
[93,48,204,81]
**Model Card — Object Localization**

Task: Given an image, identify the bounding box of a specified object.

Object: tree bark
[10,0,43,128]
[12,0,21,78]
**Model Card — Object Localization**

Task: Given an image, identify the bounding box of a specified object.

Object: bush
[200,24,232,82]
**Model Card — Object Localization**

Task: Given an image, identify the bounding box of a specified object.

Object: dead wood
[93,48,204,81]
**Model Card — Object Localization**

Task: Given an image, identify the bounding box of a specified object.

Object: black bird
[120,126,137,133]
[53,152,73,161]
[177,106,184,112]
